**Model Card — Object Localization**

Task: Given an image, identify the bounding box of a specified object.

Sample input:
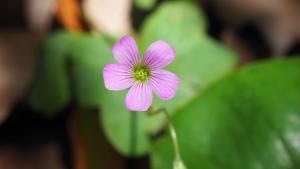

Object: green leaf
[100,1,237,156]
[69,33,113,108]
[101,90,153,156]
[134,0,156,10]
[27,31,113,113]
[140,1,208,50]
[152,58,300,169]
[27,31,73,114]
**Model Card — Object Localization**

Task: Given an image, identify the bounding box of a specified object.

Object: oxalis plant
[103,35,186,169]
[26,1,300,169]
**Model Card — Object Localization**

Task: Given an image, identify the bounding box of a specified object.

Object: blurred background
[0,0,300,169]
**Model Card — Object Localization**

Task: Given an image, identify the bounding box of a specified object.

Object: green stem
[148,107,182,161]
[130,111,138,157]
[162,109,181,161]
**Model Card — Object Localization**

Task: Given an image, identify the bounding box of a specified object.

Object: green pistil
[133,65,150,82]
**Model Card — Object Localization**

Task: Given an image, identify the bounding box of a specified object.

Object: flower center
[133,65,150,82]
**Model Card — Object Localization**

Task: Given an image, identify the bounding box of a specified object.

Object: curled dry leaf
[83,0,132,35]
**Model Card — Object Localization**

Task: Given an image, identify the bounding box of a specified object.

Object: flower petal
[125,83,153,111]
[149,69,179,100]
[142,40,176,69]
[112,35,140,67]
[103,64,134,91]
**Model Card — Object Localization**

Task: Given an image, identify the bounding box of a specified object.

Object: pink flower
[103,35,179,111]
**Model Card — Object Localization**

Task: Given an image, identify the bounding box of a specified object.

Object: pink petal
[149,69,179,100]
[103,64,134,91]
[142,40,176,69]
[125,83,153,111]
[112,35,140,67]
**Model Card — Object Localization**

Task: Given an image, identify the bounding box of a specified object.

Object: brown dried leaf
[0,30,37,124]
[56,0,83,31]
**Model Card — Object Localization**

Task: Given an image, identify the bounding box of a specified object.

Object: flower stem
[130,111,137,157]
[161,108,181,161]
[148,107,186,169]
